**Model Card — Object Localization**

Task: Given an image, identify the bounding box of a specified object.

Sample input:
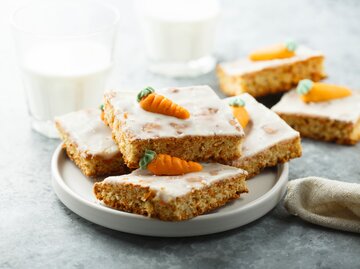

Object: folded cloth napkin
[284,177,360,233]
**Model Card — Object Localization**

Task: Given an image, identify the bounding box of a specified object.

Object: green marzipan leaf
[229,98,245,107]
[296,79,313,95]
[285,40,298,52]
[139,149,156,169]
[137,86,155,102]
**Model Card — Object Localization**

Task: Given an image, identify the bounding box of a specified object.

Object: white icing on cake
[105,85,244,140]
[271,90,360,123]
[225,94,300,159]
[55,109,119,159]
[104,163,247,202]
[219,46,323,76]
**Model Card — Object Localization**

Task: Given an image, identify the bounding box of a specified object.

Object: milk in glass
[12,0,118,138]
[21,42,111,124]
[137,0,219,77]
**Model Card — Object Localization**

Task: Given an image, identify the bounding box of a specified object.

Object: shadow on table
[56,198,358,248]
[256,92,284,108]
[55,198,265,242]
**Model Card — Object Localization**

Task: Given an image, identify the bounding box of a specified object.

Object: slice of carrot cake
[225,94,302,178]
[217,43,325,97]
[102,85,245,168]
[94,162,248,221]
[55,109,129,177]
[272,81,360,145]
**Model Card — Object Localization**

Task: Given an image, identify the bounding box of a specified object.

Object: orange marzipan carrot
[231,106,249,128]
[140,150,202,176]
[229,98,250,128]
[137,87,190,119]
[100,104,105,121]
[249,41,297,61]
[297,79,352,103]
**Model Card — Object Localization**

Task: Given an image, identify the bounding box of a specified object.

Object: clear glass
[136,0,220,77]
[11,0,119,138]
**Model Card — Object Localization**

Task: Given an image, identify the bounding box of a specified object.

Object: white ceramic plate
[51,144,289,237]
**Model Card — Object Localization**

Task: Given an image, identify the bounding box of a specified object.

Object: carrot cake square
[93,163,248,221]
[55,109,129,177]
[103,85,245,168]
[217,45,325,97]
[224,94,302,178]
[272,89,360,145]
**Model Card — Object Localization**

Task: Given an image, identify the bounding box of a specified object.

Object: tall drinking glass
[136,0,220,77]
[12,0,119,138]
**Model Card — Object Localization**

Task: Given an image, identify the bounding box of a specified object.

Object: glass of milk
[136,0,220,77]
[12,0,119,138]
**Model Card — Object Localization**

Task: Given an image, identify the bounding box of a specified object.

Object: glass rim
[11,0,120,38]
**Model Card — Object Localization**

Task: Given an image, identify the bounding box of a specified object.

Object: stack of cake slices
[55,85,302,221]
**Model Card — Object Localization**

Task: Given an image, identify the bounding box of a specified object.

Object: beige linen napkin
[284,177,360,233]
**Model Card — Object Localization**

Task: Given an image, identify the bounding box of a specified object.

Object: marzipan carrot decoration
[249,41,297,61]
[229,98,250,128]
[99,104,105,121]
[297,79,352,103]
[137,87,190,119]
[139,150,202,176]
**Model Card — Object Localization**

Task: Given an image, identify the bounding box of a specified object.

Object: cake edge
[55,121,130,177]
[93,172,248,221]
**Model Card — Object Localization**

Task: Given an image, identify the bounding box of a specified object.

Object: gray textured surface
[1,0,360,268]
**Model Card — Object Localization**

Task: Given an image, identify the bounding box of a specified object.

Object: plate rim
[51,143,289,235]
